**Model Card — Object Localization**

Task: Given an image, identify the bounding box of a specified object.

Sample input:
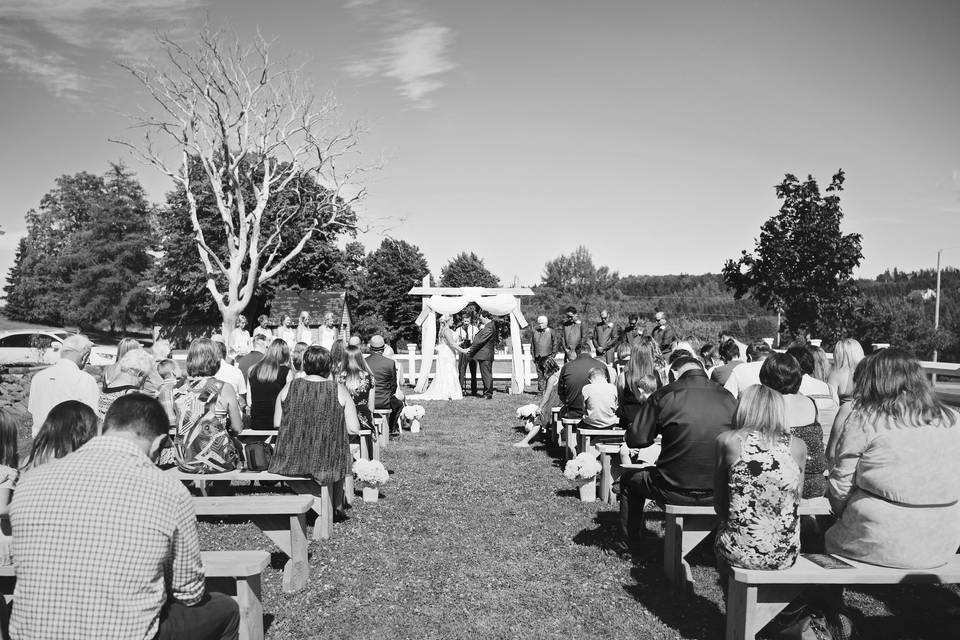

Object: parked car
[0,330,117,366]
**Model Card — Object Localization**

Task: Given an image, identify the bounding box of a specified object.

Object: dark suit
[468,320,497,398]
[236,350,264,383]
[366,352,403,433]
[558,352,609,419]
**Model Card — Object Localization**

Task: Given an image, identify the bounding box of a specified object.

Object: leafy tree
[852,297,955,358]
[353,239,430,345]
[439,252,500,288]
[535,246,619,317]
[58,164,155,331]
[722,171,863,342]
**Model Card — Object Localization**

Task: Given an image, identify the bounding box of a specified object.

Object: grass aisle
[202,394,960,639]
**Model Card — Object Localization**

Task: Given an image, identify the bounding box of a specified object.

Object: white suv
[0,331,117,366]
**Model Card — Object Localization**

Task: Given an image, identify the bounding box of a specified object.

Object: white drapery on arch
[409,284,532,394]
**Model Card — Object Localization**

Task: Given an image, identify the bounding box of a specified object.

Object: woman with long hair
[826,348,960,569]
[248,339,293,429]
[329,339,347,377]
[25,400,99,472]
[514,356,561,448]
[290,342,309,379]
[616,336,662,429]
[760,354,827,499]
[828,338,864,404]
[339,344,376,433]
[97,348,155,420]
[715,384,806,574]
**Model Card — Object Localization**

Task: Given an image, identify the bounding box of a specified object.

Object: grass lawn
[15,392,960,638]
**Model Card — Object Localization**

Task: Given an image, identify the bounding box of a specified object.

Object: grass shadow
[847,584,960,639]
[572,510,623,555]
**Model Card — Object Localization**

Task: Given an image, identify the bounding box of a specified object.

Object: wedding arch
[407,276,534,394]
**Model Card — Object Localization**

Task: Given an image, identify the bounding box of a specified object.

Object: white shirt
[28,358,100,436]
[215,360,247,398]
[582,381,619,428]
[296,325,314,345]
[278,327,297,348]
[230,329,251,357]
[723,360,765,397]
[317,325,338,350]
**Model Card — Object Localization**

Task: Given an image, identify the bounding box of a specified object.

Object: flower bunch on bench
[353,459,389,487]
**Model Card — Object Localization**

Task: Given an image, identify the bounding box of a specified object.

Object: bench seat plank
[193,496,313,516]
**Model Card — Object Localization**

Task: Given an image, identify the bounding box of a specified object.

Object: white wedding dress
[408,329,464,401]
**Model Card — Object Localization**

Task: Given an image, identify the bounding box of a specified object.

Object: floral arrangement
[563,450,602,481]
[515,404,540,420]
[353,459,389,486]
[401,405,425,421]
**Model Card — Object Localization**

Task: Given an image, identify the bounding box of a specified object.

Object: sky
[1,0,959,288]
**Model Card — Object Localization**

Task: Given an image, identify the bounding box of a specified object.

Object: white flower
[563,451,602,480]
[401,405,425,421]
[353,459,389,485]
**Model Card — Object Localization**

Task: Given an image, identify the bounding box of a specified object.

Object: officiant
[455,314,480,396]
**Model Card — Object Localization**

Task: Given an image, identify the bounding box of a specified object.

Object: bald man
[531,315,558,393]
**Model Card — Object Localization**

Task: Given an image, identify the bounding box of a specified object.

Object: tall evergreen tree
[354,239,430,345]
[439,252,500,288]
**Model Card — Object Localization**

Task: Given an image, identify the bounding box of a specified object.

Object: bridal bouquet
[401,405,425,433]
[516,404,540,432]
[563,450,602,481]
[353,459,389,486]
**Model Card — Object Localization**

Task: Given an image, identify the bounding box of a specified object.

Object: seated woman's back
[782,393,826,499]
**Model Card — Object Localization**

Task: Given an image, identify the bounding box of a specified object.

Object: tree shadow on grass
[847,584,960,639]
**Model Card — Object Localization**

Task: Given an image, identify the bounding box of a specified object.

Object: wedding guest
[270,346,360,514]
[211,338,247,416]
[809,345,831,385]
[347,335,362,347]
[558,342,609,420]
[97,348,155,420]
[616,337,661,430]
[828,338,864,404]
[317,312,339,350]
[717,330,746,361]
[10,394,240,639]
[152,339,173,362]
[23,400,99,472]
[560,306,587,362]
[177,339,243,436]
[102,337,142,381]
[28,334,100,436]
[329,339,346,376]
[592,310,619,365]
[339,345,376,434]
[291,341,309,378]
[278,315,297,348]
[699,343,720,371]
[651,311,676,354]
[715,384,805,576]
[367,335,404,436]
[760,354,826,499]
[710,339,742,387]
[252,314,273,342]
[514,357,562,448]
[530,315,558,394]
[0,409,19,564]
[826,348,960,569]
[457,315,480,396]
[620,314,644,348]
[296,311,313,345]
[723,341,773,397]
[237,334,267,383]
[581,368,619,429]
[248,339,292,430]
[619,355,736,547]
[230,316,252,358]
[787,344,840,440]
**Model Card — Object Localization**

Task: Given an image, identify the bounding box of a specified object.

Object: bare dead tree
[114,27,365,341]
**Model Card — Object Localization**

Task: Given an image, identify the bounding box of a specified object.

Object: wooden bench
[168,469,335,541]
[193,496,311,592]
[726,554,960,640]
[561,418,580,460]
[0,550,270,640]
[373,409,391,449]
[664,497,832,591]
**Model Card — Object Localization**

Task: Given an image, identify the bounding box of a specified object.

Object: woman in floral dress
[714,384,807,577]
[339,345,375,433]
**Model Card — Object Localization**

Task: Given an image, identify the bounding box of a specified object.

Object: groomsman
[592,310,619,365]
[531,315,558,393]
[560,306,587,362]
[455,315,479,396]
[651,311,677,354]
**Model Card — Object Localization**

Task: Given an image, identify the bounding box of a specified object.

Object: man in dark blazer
[237,334,267,384]
[468,312,498,399]
[366,335,404,435]
[558,342,609,419]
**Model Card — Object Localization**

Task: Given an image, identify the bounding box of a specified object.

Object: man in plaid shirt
[9,394,239,640]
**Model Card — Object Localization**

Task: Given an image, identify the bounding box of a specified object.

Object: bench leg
[725,580,802,640]
[343,474,354,507]
[599,453,612,504]
[285,480,334,541]
[565,424,576,460]
[207,575,264,640]
[664,514,716,591]
[251,514,309,593]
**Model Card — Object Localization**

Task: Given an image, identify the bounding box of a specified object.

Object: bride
[409,315,470,401]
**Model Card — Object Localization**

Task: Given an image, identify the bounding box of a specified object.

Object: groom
[468,311,498,399]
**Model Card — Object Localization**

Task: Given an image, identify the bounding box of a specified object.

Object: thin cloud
[343,1,456,108]
[0,0,200,100]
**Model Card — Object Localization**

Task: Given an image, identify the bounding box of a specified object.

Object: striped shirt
[10,435,204,640]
